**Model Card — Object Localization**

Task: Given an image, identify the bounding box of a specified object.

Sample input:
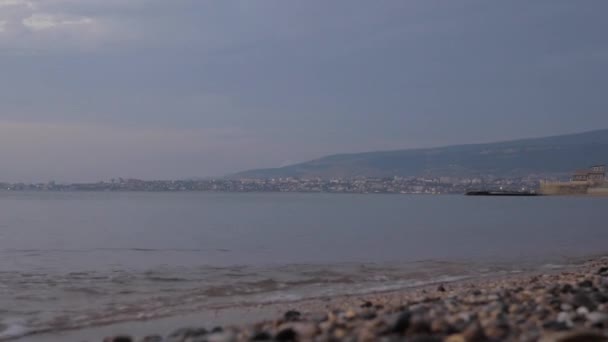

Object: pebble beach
[95,257,608,342]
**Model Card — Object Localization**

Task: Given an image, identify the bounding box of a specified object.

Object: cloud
[22,12,93,31]
[0,0,36,9]
[0,0,117,51]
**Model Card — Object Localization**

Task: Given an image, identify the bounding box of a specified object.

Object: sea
[1,191,607,339]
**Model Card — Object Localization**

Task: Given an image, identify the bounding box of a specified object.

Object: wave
[0,257,592,341]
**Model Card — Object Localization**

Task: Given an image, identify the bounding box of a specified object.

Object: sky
[1,1,608,182]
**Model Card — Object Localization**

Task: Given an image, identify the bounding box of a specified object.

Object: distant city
[0,175,546,195]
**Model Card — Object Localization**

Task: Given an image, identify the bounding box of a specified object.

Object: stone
[283,310,301,322]
[205,331,236,342]
[406,335,443,342]
[578,280,594,288]
[542,321,570,331]
[280,322,318,339]
[572,292,595,310]
[561,284,574,294]
[361,301,373,308]
[390,310,411,334]
[591,292,608,304]
[275,328,297,342]
[407,318,432,335]
[587,312,608,327]
[105,337,133,342]
[250,331,272,340]
[360,310,377,320]
[557,312,574,328]
[444,334,466,342]
[168,327,208,339]
[540,330,608,342]
[344,309,357,320]
[597,267,608,275]
[139,336,163,342]
[430,319,455,335]
[576,306,589,316]
[462,322,488,342]
[437,285,446,292]
[484,321,510,340]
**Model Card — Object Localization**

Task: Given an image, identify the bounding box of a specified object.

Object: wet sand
[24,256,608,341]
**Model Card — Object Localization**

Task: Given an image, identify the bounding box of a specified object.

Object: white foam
[0,319,30,340]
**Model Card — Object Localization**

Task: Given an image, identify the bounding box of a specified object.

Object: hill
[233,129,608,179]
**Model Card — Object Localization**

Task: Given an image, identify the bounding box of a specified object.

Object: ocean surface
[1,191,607,339]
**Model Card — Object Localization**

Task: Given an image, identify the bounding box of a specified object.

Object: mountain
[233,129,608,179]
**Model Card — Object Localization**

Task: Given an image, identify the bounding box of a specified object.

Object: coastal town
[0,175,543,194]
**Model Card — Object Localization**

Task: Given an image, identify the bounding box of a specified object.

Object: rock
[576,306,589,316]
[407,317,431,335]
[430,319,455,335]
[275,328,297,342]
[211,327,223,333]
[543,320,571,331]
[444,334,466,342]
[283,310,301,322]
[250,331,272,340]
[280,322,318,339]
[205,331,236,342]
[462,322,488,342]
[597,267,608,275]
[360,310,377,320]
[557,312,574,328]
[587,312,608,327]
[578,280,594,288]
[390,310,411,334]
[484,321,510,340]
[540,330,608,342]
[591,292,608,304]
[406,336,443,342]
[561,284,575,294]
[139,336,163,342]
[572,292,595,310]
[437,285,446,292]
[344,309,357,320]
[310,312,328,323]
[167,328,208,342]
[105,337,133,342]
[361,301,373,308]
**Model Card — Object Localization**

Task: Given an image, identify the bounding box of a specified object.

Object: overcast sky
[1,1,607,182]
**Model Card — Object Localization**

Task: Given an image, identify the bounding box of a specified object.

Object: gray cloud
[1,1,608,181]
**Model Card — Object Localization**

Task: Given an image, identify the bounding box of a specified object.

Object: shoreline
[22,256,608,341]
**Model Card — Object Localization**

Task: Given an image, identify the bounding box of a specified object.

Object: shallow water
[0,191,607,339]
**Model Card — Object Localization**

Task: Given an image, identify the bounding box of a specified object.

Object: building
[570,165,605,182]
[540,164,606,195]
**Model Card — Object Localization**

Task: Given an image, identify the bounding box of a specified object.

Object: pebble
[250,331,272,341]
[104,337,133,342]
[541,329,608,342]
[283,310,301,322]
[205,331,236,342]
[103,259,608,342]
[390,310,411,334]
[587,312,608,327]
[275,328,297,342]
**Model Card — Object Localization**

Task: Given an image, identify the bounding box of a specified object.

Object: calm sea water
[1,191,607,339]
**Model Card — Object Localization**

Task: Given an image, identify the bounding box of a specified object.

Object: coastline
[22,256,608,341]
